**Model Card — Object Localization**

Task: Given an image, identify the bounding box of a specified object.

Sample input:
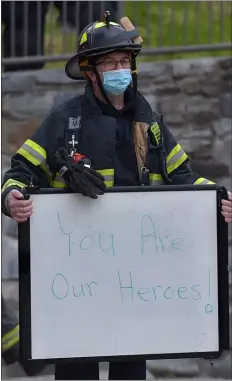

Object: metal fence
[1,1,232,69]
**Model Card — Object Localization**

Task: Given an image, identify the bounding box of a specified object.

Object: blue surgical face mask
[101,69,132,96]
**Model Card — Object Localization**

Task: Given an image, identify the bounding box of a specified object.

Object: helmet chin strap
[131,54,138,98]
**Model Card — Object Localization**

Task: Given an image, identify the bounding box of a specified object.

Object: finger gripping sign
[18,185,229,363]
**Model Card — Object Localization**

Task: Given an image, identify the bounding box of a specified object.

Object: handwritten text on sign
[50,212,213,315]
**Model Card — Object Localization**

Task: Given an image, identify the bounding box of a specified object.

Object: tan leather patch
[133,122,149,179]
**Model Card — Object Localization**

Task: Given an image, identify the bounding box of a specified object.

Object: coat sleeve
[151,113,215,185]
[1,111,65,214]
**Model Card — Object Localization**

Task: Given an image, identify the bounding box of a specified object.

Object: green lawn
[44,1,231,69]
[124,1,232,62]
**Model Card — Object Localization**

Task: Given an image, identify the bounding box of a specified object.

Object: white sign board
[19,187,228,360]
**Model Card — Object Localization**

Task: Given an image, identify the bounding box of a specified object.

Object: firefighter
[1,11,232,381]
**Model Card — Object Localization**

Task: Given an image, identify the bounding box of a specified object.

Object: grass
[124,1,232,62]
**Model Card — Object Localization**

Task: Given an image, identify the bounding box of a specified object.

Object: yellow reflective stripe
[50,174,67,188]
[17,147,40,166]
[51,181,67,188]
[17,139,46,167]
[2,179,27,193]
[105,181,113,188]
[149,174,162,180]
[149,173,164,185]
[17,139,51,181]
[80,21,119,44]
[96,169,114,188]
[94,21,107,29]
[150,122,161,145]
[166,144,188,174]
[80,32,87,44]
[2,325,19,351]
[94,21,119,29]
[2,325,19,343]
[97,169,114,177]
[2,335,19,352]
[167,152,188,174]
[51,180,114,189]
[194,178,215,185]
[166,144,183,163]
[26,139,46,159]
[51,169,115,188]
[16,148,52,183]
[40,164,53,182]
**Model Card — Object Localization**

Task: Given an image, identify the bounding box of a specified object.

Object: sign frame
[18,184,230,364]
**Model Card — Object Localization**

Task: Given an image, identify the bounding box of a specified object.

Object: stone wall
[1,57,232,378]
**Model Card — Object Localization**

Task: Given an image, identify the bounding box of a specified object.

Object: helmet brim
[65,44,142,80]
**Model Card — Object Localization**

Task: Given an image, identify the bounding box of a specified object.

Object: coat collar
[82,83,153,123]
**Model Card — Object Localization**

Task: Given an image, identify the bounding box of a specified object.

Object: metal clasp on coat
[141,166,150,186]
[69,134,78,156]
